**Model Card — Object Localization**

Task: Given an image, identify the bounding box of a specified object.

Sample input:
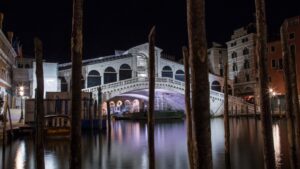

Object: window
[219,50,222,54]
[278,59,283,69]
[234,76,238,83]
[242,38,249,43]
[231,52,237,58]
[231,42,237,47]
[271,46,275,52]
[290,45,296,57]
[244,60,250,69]
[245,74,250,82]
[271,59,277,69]
[233,63,238,71]
[243,48,249,55]
[220,68,223,76]
[289,33,295,40]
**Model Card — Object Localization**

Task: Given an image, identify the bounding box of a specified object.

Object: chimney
[7,31,13,44]
[0,12,4,30]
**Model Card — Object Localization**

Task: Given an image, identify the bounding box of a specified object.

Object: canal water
[0,119,290,169]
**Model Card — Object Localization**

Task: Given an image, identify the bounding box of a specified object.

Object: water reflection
[0,119,291,169]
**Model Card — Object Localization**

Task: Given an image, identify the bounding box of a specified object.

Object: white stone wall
[32,62,59,97]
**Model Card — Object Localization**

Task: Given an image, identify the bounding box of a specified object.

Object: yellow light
[269,88,273,93]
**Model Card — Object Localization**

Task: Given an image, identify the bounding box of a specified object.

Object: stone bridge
[82,76,255,116]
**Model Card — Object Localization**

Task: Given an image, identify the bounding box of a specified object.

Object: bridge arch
[119,64,132,81]
[175,69,184,81]
[161,66,173,78]
[211,81,221,92]
[104,67,117,84]
[87,70,101,88]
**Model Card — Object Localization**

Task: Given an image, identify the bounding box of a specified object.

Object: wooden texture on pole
[183,46,194,169]
[223,54,231,168]
[281,22,299,169]
[148,26,156,169]
[70,0,83,168]
[254,0,276,168]
[34,37,45,169]
[186,0,213,168]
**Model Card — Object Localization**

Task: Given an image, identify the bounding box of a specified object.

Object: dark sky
[0,0,299,63]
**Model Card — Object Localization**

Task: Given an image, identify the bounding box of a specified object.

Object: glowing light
[269,88,273,93]
[273,124,281,166]
[15,142,25,169]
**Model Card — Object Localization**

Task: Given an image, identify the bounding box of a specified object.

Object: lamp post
[19,86,24,123]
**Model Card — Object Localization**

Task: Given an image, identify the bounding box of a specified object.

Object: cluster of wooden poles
[2,0,300,168]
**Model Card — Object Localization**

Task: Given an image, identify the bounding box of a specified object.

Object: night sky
[0,0,299,63]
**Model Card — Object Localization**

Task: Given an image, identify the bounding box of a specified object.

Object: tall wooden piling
[281,21,299,169]
[223,54,231,168]
[183,46,194,169]
[70,0,84,168]
[148,26,156,169]
[254,0,276,167]
[187,0,213,167]
[34,37,45,169]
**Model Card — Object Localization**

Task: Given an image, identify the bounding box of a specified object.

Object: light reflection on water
[0,119,290,169]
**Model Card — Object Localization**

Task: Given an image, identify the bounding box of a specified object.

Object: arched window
[231,52,237,58]
[119,64,132,81]
[243,48,249,55]
[244,60,250,69]
[81,75,85,89]
[175,70,185,81]
[60,77,68,92]
[104,67,117,84]
[211,81,221,92]
[228,85,232,95]
[161,66,173,78]
[87,70,101,88]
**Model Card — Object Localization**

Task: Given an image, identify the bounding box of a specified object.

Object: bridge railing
[82,77,185,93]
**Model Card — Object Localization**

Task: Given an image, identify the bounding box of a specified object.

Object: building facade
[226,24,257,98]
[0,24,17,106]
[208,42,227,77]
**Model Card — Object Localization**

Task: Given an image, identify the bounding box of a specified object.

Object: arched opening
[102,102,107,115]
[175,69,185,81]
[60,77,68,92]
[211,81,221,92]
[109,101,116,113]
[119,64,132,81]
[161,66,173,78]
[116,100,123,114]
[104,67,117,84]
[124,100,131,113]
[132,99,140,113]
[87,70,101,88]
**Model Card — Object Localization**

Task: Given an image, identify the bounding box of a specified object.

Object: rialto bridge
[58,43,254,116]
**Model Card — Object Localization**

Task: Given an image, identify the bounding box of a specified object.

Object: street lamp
[19,85,24,123]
